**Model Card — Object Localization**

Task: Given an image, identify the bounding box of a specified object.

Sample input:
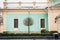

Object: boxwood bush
[41,29,58,36]
[0,30,58,36]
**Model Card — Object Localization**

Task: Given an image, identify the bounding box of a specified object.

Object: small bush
[41,29,49,34]
[0,30,58,36]
[49,31,58,34]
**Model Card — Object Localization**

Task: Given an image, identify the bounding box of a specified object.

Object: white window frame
[39,17,46,30]
[13,18,19,31]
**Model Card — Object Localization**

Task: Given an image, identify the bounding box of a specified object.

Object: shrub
[49,31,58,34]
[41,29,49,34]
[0,30,58,36]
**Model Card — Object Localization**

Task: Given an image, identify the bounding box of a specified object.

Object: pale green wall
[6,14,48,32]
[52,0,60,5]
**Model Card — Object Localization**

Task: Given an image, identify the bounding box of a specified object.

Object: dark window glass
[14,19,18,28]
[41,19,45,28]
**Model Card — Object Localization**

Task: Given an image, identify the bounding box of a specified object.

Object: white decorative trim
[14,28,18,31]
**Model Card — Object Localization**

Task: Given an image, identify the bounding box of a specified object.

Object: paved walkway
[0,39,60,40]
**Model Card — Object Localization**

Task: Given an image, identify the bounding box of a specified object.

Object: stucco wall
[0,12,6,33]
[48,9,60,33]
[6,14,48,33]
[52,0,60,5]
[0,9,48,33]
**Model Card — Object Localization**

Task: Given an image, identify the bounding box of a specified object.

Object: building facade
[0,0,60,33]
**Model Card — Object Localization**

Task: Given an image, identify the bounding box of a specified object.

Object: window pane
[41,19,45,28]
[14,19,18,28]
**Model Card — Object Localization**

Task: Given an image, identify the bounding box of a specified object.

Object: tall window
[41,19,45,28]
[14,19,18,28]
[0,15,3,25]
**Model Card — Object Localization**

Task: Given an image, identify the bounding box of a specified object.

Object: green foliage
[41,29,58,34]
[49,31,58,34]
[0,30,58,36]
[41,29,50,34]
